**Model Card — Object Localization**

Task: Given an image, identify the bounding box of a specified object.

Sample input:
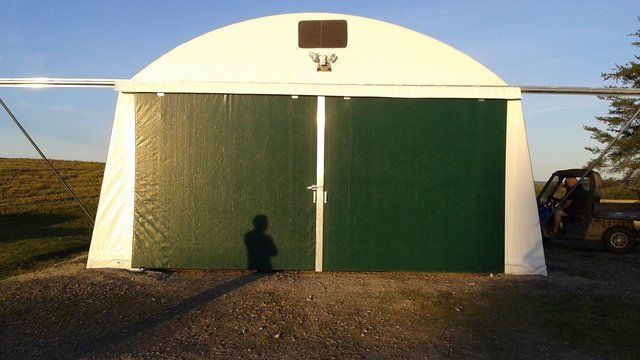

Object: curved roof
[133,13,506,87]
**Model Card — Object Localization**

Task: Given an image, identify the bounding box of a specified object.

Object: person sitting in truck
[552,177,588,235]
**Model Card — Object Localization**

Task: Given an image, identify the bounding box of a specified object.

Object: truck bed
[593,200,640,220]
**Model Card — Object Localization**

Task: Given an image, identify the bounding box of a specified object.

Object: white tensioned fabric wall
[86,13,547,275]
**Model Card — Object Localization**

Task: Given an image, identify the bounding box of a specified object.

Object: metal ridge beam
[519,86,640,96]
[0,78,118,88]
[0,78,639,96]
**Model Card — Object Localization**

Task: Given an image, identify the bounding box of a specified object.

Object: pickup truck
[538,169,640,253]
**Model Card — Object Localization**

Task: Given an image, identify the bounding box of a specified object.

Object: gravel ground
[1,240,639,360]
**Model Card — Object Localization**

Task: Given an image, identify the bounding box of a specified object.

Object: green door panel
[324,97,506,272]
[133,93,316,270]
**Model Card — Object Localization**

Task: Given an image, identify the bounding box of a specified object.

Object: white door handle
[308,184,321,203]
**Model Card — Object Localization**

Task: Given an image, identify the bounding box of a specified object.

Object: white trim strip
[117,81,522,99]
[315,96,326,272]
[1,78,639,97]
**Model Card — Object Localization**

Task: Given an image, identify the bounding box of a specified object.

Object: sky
[0,1,638,180]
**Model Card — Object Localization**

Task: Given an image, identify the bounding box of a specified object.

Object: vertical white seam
[130,94,136,268]
[504,100,514,272]
[315,96,325,272]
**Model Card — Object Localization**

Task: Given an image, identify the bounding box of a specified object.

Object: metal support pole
[0,78,117,88]
[0,97,95,223]
[519,86,640,96]
[0,78,640,96]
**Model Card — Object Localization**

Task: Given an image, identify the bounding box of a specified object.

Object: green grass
[0,157,103,277]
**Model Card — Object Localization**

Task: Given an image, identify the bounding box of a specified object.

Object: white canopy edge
[504,99,547,275]
[86,93,135,269]
[115,80,522,99]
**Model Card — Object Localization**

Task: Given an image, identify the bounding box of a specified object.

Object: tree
[584,20,640,182]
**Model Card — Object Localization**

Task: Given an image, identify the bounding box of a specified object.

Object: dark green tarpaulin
[323,97,507,272]
[133,93,317,270]
[132,93,506,272]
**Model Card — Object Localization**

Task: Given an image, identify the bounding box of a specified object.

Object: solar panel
[298,20,347,48]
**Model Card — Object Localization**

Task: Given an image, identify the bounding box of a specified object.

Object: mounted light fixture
[309,52,338,72]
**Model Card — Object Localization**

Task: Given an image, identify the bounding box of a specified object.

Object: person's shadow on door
[244,214,277,270]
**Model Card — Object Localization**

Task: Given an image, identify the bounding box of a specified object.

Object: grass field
[0,157,103,278]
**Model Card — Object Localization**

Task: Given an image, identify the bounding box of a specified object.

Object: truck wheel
[603,227,638,253]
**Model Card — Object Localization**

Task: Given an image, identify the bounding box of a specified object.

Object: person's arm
[560,199,573,209]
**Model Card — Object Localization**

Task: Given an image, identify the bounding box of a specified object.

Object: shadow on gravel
[75,271,273,358]
[544,238,606,253]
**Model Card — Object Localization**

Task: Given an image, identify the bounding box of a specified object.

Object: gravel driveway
[1,240,639,359]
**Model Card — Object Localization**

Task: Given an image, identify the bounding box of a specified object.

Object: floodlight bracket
[309,52,338,72]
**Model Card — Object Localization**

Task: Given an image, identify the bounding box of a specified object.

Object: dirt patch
[1,241,638,359]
